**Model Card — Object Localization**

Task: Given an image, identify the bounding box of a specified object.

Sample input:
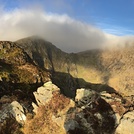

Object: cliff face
[16,36,134,96]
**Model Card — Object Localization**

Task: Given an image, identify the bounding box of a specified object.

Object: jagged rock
[33,81,60,106]
[101,91,122,106]
[75,88,100,109]
[43,81,60,91]
[75,88,100,102]
[63,88,116,134]
[75,88,92,101]
[32,102,38,114]
[23,82,119,134]
[115,111,134,134]
[0,101,26,124]
[100,91,134,134]
[10,101,26,123]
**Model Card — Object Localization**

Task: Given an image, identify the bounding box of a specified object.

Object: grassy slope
[75,46,134,95]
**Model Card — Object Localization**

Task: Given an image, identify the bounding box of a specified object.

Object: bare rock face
[32,85,116,134]
[0,99,26,134]
[0,80,133,134]
[100,91,134,134]
[0,101,26,124]
[75,88,93,101]
[34,81,60,106]
[10,101,26,123]
[64,88,116,134]
[75,88,100,107]
[25,81,72,134]
[31,83,127,134]
[115,111,134,134]
[0,82,132,134]
[33,81,60,112]
[64,88,133,134]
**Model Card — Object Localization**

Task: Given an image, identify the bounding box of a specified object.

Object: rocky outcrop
[24,81,72,134]
[1,81,133,134]
[32,81,60,113]
[0,41,30,65]
[0,96,27,134]
[115,111,134,134]
[29,82,117,134]
[100,91,134,134]
[64,88,116,134]
[0,101,26,124]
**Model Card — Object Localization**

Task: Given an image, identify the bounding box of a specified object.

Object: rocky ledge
[0,81,134,134]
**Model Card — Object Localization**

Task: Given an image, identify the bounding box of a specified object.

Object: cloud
[104,34,134,50]
[0,8,108,52]
[0,8,133,52]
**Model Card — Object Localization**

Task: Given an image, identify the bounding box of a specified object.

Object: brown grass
[23,91,70,134]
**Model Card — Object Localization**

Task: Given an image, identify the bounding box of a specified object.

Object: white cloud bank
[0,9,134,52]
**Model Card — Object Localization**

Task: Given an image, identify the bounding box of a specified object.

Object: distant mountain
[16,36,134,96]
[16,36,68,71]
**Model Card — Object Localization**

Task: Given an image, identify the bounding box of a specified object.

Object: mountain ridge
[15,36,134,96]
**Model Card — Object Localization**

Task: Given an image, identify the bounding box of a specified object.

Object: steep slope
[16,36,134,96]
[76,46,134,95]
[0,41,51,134]
[0,41,50,100]
[16,36,77,97]
[16,36,69,71]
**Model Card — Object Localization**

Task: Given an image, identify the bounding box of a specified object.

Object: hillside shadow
[19,42,112,85]
[0,60,13,77]
[32,51,44,68]
[52,71,118,99]
[0,79,42,107]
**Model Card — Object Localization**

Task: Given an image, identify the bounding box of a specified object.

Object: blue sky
[1,0,134,36]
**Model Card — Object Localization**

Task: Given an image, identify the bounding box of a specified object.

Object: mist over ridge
[0,8,134,53]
